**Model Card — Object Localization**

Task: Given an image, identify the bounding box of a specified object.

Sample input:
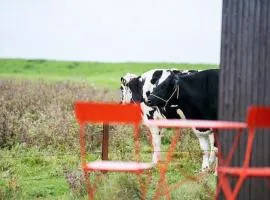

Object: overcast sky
[0,0,222,64]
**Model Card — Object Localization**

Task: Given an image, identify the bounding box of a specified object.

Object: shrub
[0,79,118,150]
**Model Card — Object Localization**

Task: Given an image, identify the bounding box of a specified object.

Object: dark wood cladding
[219,0,270,199]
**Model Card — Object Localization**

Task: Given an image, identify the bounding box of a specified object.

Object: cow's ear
[121,77,126,85]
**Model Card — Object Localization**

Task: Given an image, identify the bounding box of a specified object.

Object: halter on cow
[120,69,215,169]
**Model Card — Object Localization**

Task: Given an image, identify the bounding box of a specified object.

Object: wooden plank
[219,0,270,199]
[102,124,109,160]
[239,1,250,197]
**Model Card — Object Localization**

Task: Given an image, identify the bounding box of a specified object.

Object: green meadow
[0,58,218,89]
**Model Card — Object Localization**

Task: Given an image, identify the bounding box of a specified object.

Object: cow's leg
[198,135,210,171]
[209,132,218,175]
[150,126,161,164]
[214,156,218,176]
[208,132,216,165]
[141,104,164,164]
[193,129,211,171]
[209,130,218,175]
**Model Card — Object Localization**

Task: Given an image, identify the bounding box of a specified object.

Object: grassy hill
[0,58,218,89]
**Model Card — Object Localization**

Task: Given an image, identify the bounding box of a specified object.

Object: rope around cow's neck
[149,85,179,110]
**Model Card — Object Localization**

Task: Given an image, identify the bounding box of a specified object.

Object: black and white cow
[147,69,219,172]
[120,69,216,171]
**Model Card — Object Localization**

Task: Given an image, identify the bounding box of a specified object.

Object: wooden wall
[218,0,270,199]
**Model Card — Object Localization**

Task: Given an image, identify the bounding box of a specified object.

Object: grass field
[0,58,218,89]
[0,58,218,199]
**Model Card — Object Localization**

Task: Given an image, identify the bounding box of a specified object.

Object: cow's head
[120,69,198,105]
[147,71,179,107]
[120,73,144,104]
[120,73,136,103]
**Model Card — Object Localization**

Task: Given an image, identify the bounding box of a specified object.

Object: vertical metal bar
[134,123,140,162]
[102,123,109,160]
[79,124,86,167]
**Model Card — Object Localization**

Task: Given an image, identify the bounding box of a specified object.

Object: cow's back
[176,69,219,120]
